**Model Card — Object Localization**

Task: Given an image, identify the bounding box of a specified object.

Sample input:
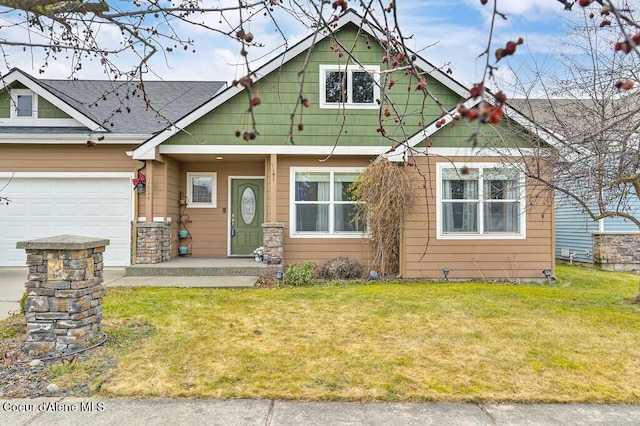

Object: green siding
[417,118,534,149]
[166,24,463,147]
[0,91,10,118]
[38,96,71,119]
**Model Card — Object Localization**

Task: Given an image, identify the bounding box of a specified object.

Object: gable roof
[0,68,226,140]
[131,8,471,160]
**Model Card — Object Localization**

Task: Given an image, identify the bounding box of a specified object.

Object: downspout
[131,160,146,264]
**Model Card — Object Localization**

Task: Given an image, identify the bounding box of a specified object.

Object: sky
[0,0,612,94]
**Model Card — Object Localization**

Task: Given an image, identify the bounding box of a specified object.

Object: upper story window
[11,89,37,118]
[319,65,379,109]
[436,163,526,240]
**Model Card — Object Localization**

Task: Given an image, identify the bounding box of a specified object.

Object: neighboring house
[510,98,640,268]
[556,197,640,264]
[0,10,555,280]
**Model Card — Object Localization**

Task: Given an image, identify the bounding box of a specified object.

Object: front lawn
[7,264,640,402]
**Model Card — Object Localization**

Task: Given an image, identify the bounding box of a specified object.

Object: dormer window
[11,90,37,118]
[320,65,379,109]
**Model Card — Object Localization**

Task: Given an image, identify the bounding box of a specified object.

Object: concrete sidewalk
[1,398,639,425]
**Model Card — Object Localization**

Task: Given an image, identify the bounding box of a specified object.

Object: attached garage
[0,173,133,266]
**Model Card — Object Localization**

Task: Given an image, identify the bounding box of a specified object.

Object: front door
[230,178,264,256]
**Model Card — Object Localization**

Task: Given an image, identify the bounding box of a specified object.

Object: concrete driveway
[0,267,126,320]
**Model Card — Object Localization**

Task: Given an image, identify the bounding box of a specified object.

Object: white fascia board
[0,171,133,178]
[0,133,149,144]
[158,143,549,158]
[4,70,107,132]
[385,147,551,161]
[411,58,470,98]
[158,144,384,156]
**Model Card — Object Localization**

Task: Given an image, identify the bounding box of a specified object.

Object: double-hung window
[437,163,525,239]
[320,65,379,109]
[291,168,366,237]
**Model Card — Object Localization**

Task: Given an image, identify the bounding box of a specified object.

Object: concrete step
[107,275,259,288]
[125,264,270,277]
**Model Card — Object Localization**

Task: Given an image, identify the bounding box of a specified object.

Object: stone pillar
[16,235,110,357]
[593,232,640,271]
[262,222,284,263]
[133,221,171,264]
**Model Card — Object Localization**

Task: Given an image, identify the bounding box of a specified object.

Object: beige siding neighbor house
[0,10,555,280]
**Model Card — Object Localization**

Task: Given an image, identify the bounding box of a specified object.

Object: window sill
[319,103,380,110]
[290,232,370,239]
[437,233,526,240]
[187,203,217,209]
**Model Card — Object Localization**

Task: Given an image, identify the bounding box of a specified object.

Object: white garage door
[0,173,132,266]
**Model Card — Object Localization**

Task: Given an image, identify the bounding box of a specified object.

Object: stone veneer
[593,232,640,271]
[134,222,171,264]
[16,235,109,357]
[262,222,284,263]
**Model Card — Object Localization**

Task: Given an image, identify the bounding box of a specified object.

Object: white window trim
[11,89,37,119]
[319,64,380,109]
[436,162,527,240]
[186,172,217,208]
[289,167,368,239]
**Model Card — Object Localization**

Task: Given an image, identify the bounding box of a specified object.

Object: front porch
[125,257,271,277]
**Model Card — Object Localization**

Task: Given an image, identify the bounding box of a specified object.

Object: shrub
[283,261,316,286]
[350,159,415,276]
[20,291,28,315]
[318,256,364,280]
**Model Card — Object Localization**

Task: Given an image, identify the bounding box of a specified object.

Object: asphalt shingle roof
[29,77,225,134]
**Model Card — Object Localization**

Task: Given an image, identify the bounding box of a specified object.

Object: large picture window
[320,65,379,109]
[437,164,525,239]
[291,168,366,237]
[186,172,217,208]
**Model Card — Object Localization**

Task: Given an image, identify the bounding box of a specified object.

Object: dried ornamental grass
[351,159,415,276]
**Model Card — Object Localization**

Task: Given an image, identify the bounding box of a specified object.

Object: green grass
[7,264,640,402]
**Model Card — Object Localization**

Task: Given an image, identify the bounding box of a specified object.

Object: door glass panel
[241,187,256,225]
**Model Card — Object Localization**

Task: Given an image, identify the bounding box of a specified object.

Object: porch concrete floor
[124,257,275,278]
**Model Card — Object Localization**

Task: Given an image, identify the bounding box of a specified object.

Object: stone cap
[16,235,110,250]
[592,231,640,235]
[262,222,284,228]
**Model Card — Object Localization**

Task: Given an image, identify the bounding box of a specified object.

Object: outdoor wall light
[133,172,146,194]
[442,267,450,280]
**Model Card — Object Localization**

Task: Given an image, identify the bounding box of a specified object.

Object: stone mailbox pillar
[16,235,110,357]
